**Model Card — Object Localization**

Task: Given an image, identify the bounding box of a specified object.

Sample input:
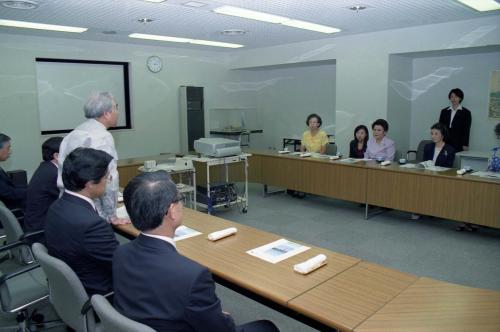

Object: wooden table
[248,151,500,228]
[355,277,500,332]
[114,209,500,332]
[288,261,418,331]
[118,152,500,227]
[115,208,360,330]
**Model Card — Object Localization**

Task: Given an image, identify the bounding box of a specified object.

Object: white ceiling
[0,0,499,51]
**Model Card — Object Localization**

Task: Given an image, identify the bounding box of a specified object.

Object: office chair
[91,295,155,332]
[0,240,50,332]
[0,202,42,265]
[407,140,432,163]
[325,142,337,156]
[32,242,100,332]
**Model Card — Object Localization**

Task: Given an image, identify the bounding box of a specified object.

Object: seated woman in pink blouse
[364,119,395,161]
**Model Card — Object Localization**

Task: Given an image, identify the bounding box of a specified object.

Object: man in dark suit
[0,133,27,211]
[45,147,119,296]
[24,137,63,241]
[438,88,472,152]
[113,171,279,332]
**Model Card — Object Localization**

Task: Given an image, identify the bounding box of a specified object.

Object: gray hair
[0,133,11,149]
[83,91,115,119]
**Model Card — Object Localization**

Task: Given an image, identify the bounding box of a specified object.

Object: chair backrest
[407,140,432,163]
[32,242,97,332]
[0,202,23,244]
[416,140,432,162]
[91,295,155,332]
[0,202,33,264]
[325,143,337,156]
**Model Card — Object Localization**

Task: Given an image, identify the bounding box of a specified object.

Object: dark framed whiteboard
[35,58,131,134]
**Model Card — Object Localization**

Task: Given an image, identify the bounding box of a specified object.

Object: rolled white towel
[299,152,311,158]
[381,160,391,166]
[207,227,237,241]
[457,168,467,175]
[293,254,327,275]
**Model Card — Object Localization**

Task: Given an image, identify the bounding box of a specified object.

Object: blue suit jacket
[45,193,119,295]
[113,234,236,332]
[25,161,59,234]
[0,166,26,210]
[423,143,456,168]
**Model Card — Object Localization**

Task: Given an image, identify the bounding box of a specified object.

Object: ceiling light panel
[0,19,87,32]
[457,0,500,11]
[213,5,340,34]
[214,5,289,24]
[129,32,243,48]
[282,20,341,34]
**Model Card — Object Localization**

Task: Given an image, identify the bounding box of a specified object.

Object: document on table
[340,158,362,163]
[424,165,450,172]
[174,225,202,241]
[247,239,310,264]
[470,171,500,179]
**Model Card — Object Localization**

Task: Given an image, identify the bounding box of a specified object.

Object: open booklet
[247,238,310,264]
[115,206,201,241]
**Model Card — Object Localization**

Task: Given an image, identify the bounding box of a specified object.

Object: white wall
[410,51,500,151]
[0,33,250,176]
[254,63,336,150]
[1,16,499,176]
[228,16,500,155]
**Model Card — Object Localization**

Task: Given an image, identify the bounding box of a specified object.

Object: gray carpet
[2,183,498,331]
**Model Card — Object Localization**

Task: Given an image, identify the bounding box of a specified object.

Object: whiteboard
[35,59,131,134]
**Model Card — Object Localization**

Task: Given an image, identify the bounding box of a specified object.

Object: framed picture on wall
[489,70,500,120]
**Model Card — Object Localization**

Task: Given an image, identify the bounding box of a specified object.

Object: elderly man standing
[58,92,129,225]
[113,171,279,332]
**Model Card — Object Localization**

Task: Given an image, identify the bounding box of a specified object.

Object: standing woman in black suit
[423,123,455,167]
[438,88,472,152]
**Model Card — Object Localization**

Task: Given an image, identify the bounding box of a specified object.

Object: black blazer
[349,140,367,158]
[439,107,472,152]
[423,143,456,167]
[45,193,119,295]
[0,166,26,211]
[113,234,237,332]
[25,161,59,234]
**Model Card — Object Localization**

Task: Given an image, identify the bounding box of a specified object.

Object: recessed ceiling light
[0,19,87,32]
[141,0,167,3]
[137,18,154,23]
[221,29,247,36]
[0,0,38,10]
[282,20,341,34]
[183,1,207,8]
[349,5,367,12]
[214,6,288,24]
[457,0,500,11]
[213,5,341,34]
[129,33,244,48]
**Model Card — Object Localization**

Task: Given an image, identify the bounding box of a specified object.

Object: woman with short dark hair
[422,123,455,167]
[364,119,395,161]
[300,113,328,154]
[438,88,472,152]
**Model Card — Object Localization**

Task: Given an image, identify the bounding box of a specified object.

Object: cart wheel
[242,207,248,213]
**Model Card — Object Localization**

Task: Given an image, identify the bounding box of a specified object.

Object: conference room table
[118,151,500,228]
[114,209,500,331]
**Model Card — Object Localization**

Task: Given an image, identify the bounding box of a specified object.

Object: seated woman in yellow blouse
[300,113,329,154]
